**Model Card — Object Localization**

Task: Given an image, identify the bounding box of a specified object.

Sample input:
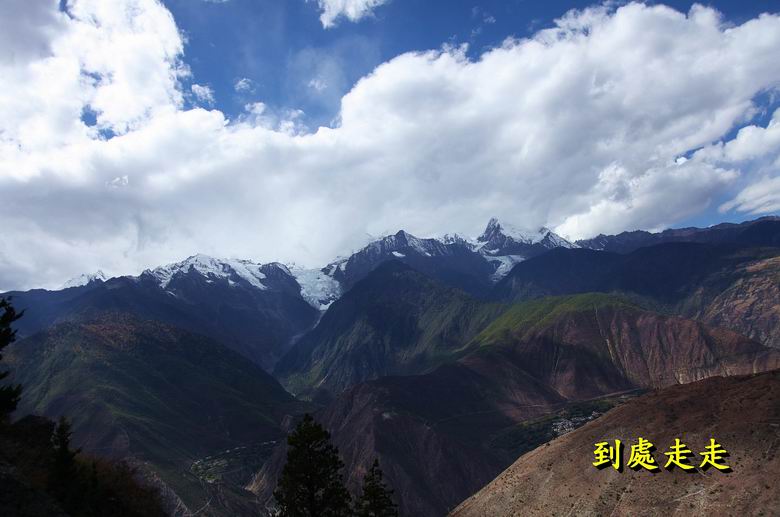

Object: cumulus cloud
[1,1,780,290]
[315,0,389,28]
[714,109,780,214]
[0,0,67,64]
[721,176,780,214]
[191,83,215,105]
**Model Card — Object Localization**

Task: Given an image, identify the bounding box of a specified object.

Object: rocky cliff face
[523,304,780,390]
[452,370,780,516]
[687,254,780,349]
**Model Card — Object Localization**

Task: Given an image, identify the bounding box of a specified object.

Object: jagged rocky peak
[61,270,107,289]
[356,229,451,259]
[478,217,575,253]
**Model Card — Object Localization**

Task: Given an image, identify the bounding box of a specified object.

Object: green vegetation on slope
[276,261,508,396]
[474,293,642,347]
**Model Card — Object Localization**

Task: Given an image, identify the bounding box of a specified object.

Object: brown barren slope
[452,370,780,517]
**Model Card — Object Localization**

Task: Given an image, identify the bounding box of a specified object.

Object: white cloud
[1,1,780,290]
[308,78,327,92]
[721,176,780,214]
[0,0,67,65]
[315,0,389,28]
[191,83,215,105]
[234,77,255,93]
[714,108,780,214]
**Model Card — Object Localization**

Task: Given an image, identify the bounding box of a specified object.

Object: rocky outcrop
[689,255,780,349]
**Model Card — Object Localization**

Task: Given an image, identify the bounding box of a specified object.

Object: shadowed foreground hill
[6,313,309,515]
[452,370,780,517]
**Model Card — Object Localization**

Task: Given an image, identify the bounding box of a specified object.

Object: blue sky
[1,0,779,288]
[168,0,778,128]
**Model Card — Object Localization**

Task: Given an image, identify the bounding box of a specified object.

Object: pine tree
[0,298,23,421]
[273,414,352,517]
[50,415,80,503]
[355,459,398,517]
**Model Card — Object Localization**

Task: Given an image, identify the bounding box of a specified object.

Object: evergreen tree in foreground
[49,415,80,504]
[0,298,23,421]
[355,459,398,517]
[274,414,352,517]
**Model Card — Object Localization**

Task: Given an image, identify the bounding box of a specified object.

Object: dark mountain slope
[254,294,780,515]
[274,261,506,397]
[495,243,780,348]
[6,263,318,370]
[326,231,496,297]
[576,216,780,253]
[6,314,309,514]
[452,370,780,516]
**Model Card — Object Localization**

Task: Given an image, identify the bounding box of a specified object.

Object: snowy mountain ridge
[143,254,271,290]
[320,218,576,287]
[475,217,577,254]
[56,218,575,309]
[61,270,107,289]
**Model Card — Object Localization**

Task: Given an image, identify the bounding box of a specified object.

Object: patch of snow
[61,270,107,289]
[391,251,405,258]
[499,221,545,244]
[145,254,269,290]
[487,255,526,281]
[541,229,578,249]
[439,233,469,245]
[289,265,342,311]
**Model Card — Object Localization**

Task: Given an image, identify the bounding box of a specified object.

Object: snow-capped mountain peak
[145,254,269,290]
[61,270,107,289]
[472,218,577,280]
[478,217,576,252]
[538,228,577,249]
[480,218,540,245]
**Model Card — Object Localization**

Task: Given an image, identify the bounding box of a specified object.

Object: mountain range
[251,287,780,515]
[1,215,779,516]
